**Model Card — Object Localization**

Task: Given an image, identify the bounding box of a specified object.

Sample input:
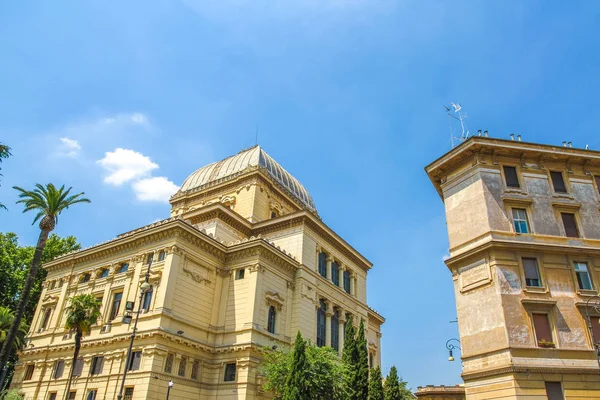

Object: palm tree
[0,184,90,381]
[0,143,11,210]
[0,307,28,352]
[63,294,101,400]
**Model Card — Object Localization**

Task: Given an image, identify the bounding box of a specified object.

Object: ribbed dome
[178,146,316,211]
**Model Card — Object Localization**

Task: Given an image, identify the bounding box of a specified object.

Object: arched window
[318,252,327,278]
[317,300,327,347]
[158,250,166,262]
[267,306,276,334]
[164,354,174,373]
[331,308,340,351]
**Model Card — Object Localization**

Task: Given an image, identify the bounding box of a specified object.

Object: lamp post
[446,338,461,362]
[116,260,153,400]
[584,295,600,369]
[166,380,174,400]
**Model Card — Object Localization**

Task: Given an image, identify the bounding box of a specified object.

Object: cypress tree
[283,331,309,400]
[356,319,370,399]
[368,366,384,400]
[384,366,401,400]
[342,316,359,400]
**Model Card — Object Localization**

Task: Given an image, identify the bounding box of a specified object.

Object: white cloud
[97,148,158,185]
[58,137,81,157]
[132,177,179,203]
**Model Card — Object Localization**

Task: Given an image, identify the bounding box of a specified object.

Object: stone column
[339,311,346,355]
[339,264,345,288]
[326,256,333,280]
[325,306,333,347]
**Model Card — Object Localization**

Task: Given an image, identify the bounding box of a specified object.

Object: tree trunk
[63,329,82,400]
[0,228,50,377]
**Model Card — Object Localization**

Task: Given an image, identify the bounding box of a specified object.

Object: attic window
[503,166,520,188]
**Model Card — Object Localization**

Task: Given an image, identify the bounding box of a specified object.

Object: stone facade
[415,385,465,400]
[13,146,384,400]
[426,137,600,399]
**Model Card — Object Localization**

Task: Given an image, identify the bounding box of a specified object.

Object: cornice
[186,205,253,237]
[462,364,600,381]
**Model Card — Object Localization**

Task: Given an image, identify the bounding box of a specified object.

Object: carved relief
[182,260,211,285]
[265,291,285,310]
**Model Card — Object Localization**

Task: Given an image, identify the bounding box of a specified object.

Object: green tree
[342,317,359,400]
[0,308,28,352]
[263,332,344,399]
[368,366,384,400]
[356,319,370,399]
[0,143,10,211]
[0,184,90,380]
[63,294,101,400]
[384,366,401,400]
[283,332,309,400]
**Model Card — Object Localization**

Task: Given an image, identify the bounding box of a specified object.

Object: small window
[142,288,153,312]
[267,306,276,334]
[90,356,104,375]
[331,261,340,286]
[116,263,129,274]
[235,269,245,280]
[110,292,123,321]
[98,268,109,279]
[561,213,579,238]
[128,351,142,371]
[523,258,542,287]
[73,358,84,376]
[86,390,98,400]
[224,363,236,382]
[68,392,76,400]
[318,252,327,278]
[512,208,530,234]
[80,273,91,283]
[58,279,64,288]
[96,296,103,306]
[158,250,166,262]
[164,354,174,373]
[124,388,134,400]
[503,166,520,188]
[575,262,593,290]
[24,364,35,380]
[545,382,564,400]
[550,171,567,193]
[191,360,200,380]
[271,211,277,219]
[49,281,56,290]
[48,393,57,400]
[146,253,154,264]
[532,313,553,347]
[52,360,64,379]
[178,356,187,377]
[41,308,52,331]
[343,270,351,294]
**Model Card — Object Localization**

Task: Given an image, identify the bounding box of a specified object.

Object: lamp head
[448,349,454,362]
[168,380,174,387]
[140,281,151,293]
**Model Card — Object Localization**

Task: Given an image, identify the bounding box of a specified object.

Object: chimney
[586,144,590,150]
[510,134,515,141]
[484,130,488,137]
[568,141,573,148]
[563,141,567,147]
[517,134,522,141]
[477,130,482,137]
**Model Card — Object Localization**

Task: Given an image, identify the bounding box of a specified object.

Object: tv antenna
[445,102,470,148]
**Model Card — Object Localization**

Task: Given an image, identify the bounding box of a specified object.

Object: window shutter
[561,213,579,238]
[54,360,64,379]
[550,171,567,193]
[533,314,552,343]
[97,357,104,374]
[130,351,141,370]
[73,358,83,376]
[503,166,520,188]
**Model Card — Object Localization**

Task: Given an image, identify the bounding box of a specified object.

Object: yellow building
[426,137,600,399]
[13,145,384,400]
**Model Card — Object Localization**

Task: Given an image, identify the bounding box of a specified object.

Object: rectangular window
[318,252,327,278]
[331,262,339,286]
[235,269,245,280]
[68,392,76,400]
[128,351,142,371]
[164,354,174,373]
[142,289,153,312]
[40,308,52,331]
[561,213,579,238]
[545,382,564,400]
[512,208,530,234]
[86,390,98,400]
[73,358,84,376]
[503,166,520,188]
[550,171,567,193]
[523,258,541,287]
[109,292,123,321]
[532,313,553,346]
[52,360,64,379]
[343,270,351,294]
[590,315,600,347]
[575,262,593,290]
[90,356,104,375]
[224,363,236,382]
[24,364,34,380]
[191,360,200,380]
[48,393,57,400]
[595,176,600,195]
[124,388,134,400]
[178,356,187,377]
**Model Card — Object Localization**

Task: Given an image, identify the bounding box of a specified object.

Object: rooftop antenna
[445,102,470,148]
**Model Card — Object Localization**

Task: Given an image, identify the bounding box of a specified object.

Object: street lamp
[166,380,174,400]
[584,295,600,369]
[446,339,461,362]
[116,259,153,400]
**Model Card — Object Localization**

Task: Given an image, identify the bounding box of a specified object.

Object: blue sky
[2,0,600,389]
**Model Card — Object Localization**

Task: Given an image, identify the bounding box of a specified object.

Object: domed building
[14,146,384,400]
